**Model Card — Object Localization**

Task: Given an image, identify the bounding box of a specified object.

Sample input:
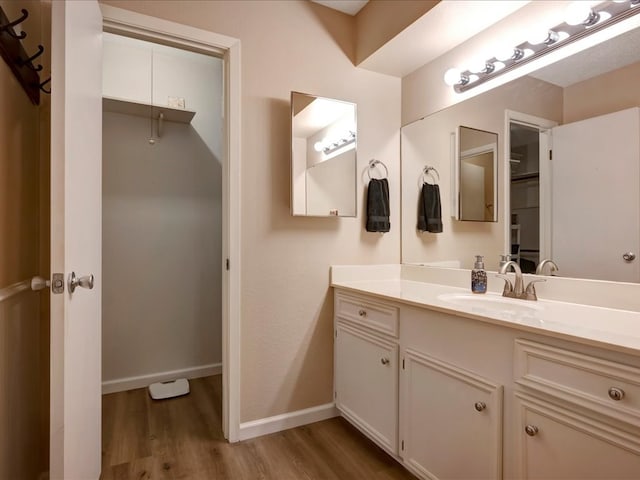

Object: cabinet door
[516,393,640,479]
[402,349,503,480]
[103,34,152,103]
[335,323,398,454]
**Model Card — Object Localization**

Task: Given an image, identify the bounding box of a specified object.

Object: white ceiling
[311,0,369,16]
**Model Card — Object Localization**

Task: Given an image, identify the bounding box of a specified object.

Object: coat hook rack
[0,6,46,104]
[0,8,28,39]
[39,77,51,94]
[19,44,44,71]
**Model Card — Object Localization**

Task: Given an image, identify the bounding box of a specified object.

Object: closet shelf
[103,96,196,123]
[511,172,539,182]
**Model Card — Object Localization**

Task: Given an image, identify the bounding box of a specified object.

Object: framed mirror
[455,126,498,222]
[290,92,357,217]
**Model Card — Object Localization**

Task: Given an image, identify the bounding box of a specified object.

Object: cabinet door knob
[525,425,539,437]
[380,357,390,365]
[474,402,486,412]
[358,309,367,317]
[608,387,625,401]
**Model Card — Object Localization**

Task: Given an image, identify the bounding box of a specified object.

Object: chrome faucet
[536,259,559,276]
[498,261,545,301]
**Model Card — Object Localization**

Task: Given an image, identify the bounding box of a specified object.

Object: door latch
[51,273,64,294]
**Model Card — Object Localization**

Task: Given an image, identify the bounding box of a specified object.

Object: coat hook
[0,8,28,40]
[19,44,44,71]
[39,77,51,94]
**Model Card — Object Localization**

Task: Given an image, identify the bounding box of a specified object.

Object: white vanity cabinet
[402,349,503,480]
[514,339,640,478]
[333,284,640,480]
[334,292,399,455]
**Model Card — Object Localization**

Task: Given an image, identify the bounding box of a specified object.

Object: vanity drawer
[335,292,399,337]
[515,339,640,424]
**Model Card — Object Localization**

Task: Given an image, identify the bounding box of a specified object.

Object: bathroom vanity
[332,265,640,480]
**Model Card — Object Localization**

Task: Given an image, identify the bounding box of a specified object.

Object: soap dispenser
[471,255,487,294]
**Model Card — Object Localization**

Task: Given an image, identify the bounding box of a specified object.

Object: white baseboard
[238,402,338,441]
[102,363,222,394]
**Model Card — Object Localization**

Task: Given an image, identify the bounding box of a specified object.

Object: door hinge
[51,273,64,294]
[226,258,230,271]
[402,358,405,370]
[549,149,553,160]
[335,329,337,338]
[401,440,405,451]
[334,391,337,400]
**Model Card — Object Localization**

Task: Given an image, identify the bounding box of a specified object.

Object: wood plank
[101,375,416,479]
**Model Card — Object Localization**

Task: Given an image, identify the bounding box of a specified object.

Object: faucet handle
[524,278,546,300]
[496,274,513,296]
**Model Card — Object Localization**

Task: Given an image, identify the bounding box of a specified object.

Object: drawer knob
[380,357,390,365]
[525,425,539,437]
[358,309,367,317]
[608,387,625,401]
[474,402,486,412]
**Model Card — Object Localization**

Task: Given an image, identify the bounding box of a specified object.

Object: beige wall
[101,0,401,423]
[401,75,563,271]
[355,0,438,65]
[402,1,572,125]
[563,61,640,124]
[0,0,49,477]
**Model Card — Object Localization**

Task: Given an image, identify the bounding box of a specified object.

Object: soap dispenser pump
[471,255,487,294]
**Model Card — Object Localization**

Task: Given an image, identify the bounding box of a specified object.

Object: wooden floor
[101,375,416,480]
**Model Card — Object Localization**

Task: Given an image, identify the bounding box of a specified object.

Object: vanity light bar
[446,0,640,93]
[323,130,356,155]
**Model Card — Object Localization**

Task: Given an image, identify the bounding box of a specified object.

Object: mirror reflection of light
[444,67,463,86]
[565,2,599,26]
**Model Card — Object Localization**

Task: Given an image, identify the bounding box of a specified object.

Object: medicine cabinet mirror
[455,126,498,222]
[290,91,357,217]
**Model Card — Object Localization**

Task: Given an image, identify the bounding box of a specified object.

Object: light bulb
[495,46,523,62]
[469,58,494,74]
[314,141,324,152]
[528,29,560,45]
[444,68,463,86]
[565,2,599,26]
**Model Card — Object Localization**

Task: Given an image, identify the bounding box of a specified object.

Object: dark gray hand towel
[366,178,390,232]
[417,183,443,233]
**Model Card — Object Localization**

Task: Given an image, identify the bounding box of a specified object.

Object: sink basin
[437,292,544,317]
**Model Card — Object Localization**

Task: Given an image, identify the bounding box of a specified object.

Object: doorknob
[30,276,51,291]
[622,252,636,262]
[69,272,94,293]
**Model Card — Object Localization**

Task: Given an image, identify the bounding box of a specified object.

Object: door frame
[100,5,242,442]
[503,110,557,264]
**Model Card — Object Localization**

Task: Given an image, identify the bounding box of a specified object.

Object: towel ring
[422,166,440,184]
[367,159,388,180]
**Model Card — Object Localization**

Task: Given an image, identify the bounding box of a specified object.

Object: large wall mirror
[401,24,640,283]
[291,92,357,217]
[456,126,498,222]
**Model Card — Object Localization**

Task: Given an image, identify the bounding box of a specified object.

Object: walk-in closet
[101,33,223,397]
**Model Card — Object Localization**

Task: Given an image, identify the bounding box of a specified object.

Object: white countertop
[331,269,640,356]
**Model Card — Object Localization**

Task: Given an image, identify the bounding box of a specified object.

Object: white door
[50,1,103,478]
[551,107,640,282]
[460,161,486,220]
